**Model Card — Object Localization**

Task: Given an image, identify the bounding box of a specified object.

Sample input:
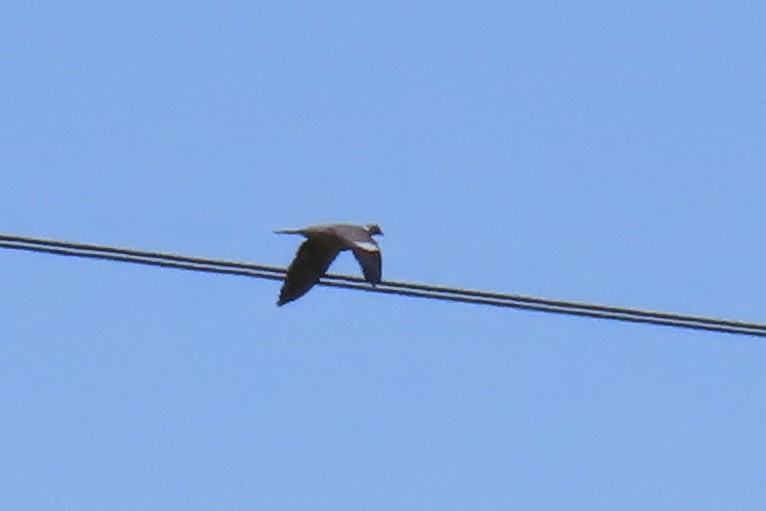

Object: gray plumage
[275,223,383,306]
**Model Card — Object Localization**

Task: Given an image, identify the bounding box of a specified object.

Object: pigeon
[274,223,383,306]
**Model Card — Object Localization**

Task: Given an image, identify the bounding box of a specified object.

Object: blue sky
[2,2,765,509]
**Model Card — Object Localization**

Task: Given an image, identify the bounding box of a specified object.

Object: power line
[2,233,764,338]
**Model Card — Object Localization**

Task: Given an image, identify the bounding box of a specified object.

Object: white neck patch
[354,240,379,252]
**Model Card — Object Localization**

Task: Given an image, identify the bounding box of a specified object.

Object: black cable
[1,233,764,338]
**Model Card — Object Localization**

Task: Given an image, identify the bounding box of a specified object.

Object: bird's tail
[273,228,304,235]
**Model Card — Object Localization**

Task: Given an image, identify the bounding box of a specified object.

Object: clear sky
[2,2,765,509]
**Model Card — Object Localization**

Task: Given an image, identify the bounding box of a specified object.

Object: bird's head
[365,224,383,236]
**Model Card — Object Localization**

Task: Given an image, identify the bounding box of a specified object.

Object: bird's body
[275,223,383,306]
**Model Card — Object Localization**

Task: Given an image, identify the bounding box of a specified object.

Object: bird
[274,223,383,306]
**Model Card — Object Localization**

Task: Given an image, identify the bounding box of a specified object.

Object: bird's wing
[326,225,382,285]
[350,239,382,285]
[278,238,340,306]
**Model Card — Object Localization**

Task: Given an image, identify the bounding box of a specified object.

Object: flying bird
[274,223,383,306]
